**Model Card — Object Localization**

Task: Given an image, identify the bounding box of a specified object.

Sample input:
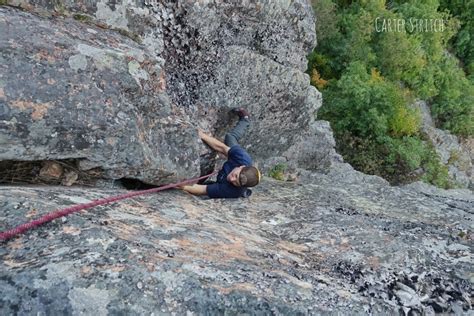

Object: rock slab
[1,165,472,314]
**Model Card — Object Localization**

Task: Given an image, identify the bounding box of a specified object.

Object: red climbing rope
[0,171,218,241]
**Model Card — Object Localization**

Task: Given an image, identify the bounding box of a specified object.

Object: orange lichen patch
[317,238,336,246]
[277,241,309,254]
[272,270,313,290]
[80,266,92,277]
[106,137,118,146]
[47,78,56,85]
[117,203,174,229]
[80,266,93,276]
[277,257,290,266]
[99,264,126,272]
[365,256,381,269]
[219,225,266,250]
[338,237,351,251]
[62,226,81,235]
[4,258,37,268]
[10,100,52,121]
[33,49,56,63]
[180,201,206,219]
[118,202,151,215]
[157,70,166,91]
[107,220,141,241]
[31,103,52,120]
[172,235,251,263]
[276,241,309,264]
[10,100,34,110]
[25,208,38,218]
[211,282,256,295]
[8,238,24,250]
[145,262,155,272]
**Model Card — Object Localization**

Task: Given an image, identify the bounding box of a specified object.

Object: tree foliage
[308,0,470,187]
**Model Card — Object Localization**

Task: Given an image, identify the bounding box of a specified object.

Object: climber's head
[227,166,261,188]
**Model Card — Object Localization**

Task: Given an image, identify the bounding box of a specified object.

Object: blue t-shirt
[207,145,252,198]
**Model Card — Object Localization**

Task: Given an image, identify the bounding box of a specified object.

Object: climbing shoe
[230,107,250,120]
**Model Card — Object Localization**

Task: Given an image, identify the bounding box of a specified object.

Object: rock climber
[178,108,261,198]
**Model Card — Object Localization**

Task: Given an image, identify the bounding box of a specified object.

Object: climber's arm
[179,184,208,196]
[198,129,230,157]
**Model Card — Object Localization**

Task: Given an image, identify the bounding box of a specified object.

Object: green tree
[431,53,474,136]
[439,0,474,75]
[306,0,469,188]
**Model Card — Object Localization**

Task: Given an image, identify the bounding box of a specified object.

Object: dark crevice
[0,159,105,186]
[116,178,158,190]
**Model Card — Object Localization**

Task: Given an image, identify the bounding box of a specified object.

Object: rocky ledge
[1,164,472,315]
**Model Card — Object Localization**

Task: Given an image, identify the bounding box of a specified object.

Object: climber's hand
[198,128,206,139]
[178,184,207,196]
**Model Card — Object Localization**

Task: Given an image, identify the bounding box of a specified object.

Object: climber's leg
[224,117,250,147]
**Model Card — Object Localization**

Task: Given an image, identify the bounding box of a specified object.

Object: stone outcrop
[1,165,472,314]
[412,100,473,189]
[1,0,342,185]
[0,5,198,185]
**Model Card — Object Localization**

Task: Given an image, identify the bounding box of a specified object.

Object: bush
[388,102,421,138]
[420,145,455,189]
[319,62,459,186]
[431,54,474,136]
[320,61,419,141]
[439,0,474,76]
[267,163,287,181]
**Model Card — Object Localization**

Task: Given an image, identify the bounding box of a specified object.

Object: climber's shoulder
[227,145,252,166]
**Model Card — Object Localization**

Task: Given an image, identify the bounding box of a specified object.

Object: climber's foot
[230,107,250,120]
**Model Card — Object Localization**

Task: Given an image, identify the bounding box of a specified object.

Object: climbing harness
[0,171,218,241]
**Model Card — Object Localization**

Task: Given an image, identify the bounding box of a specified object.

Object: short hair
[239,166,261,187]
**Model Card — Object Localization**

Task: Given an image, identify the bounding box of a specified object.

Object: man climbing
[179,108,261,198]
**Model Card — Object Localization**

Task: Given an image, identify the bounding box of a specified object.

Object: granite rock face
[1,165,472,314]
[1,0,341,185]
[412,100,473,189]
[0,6,199,185]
